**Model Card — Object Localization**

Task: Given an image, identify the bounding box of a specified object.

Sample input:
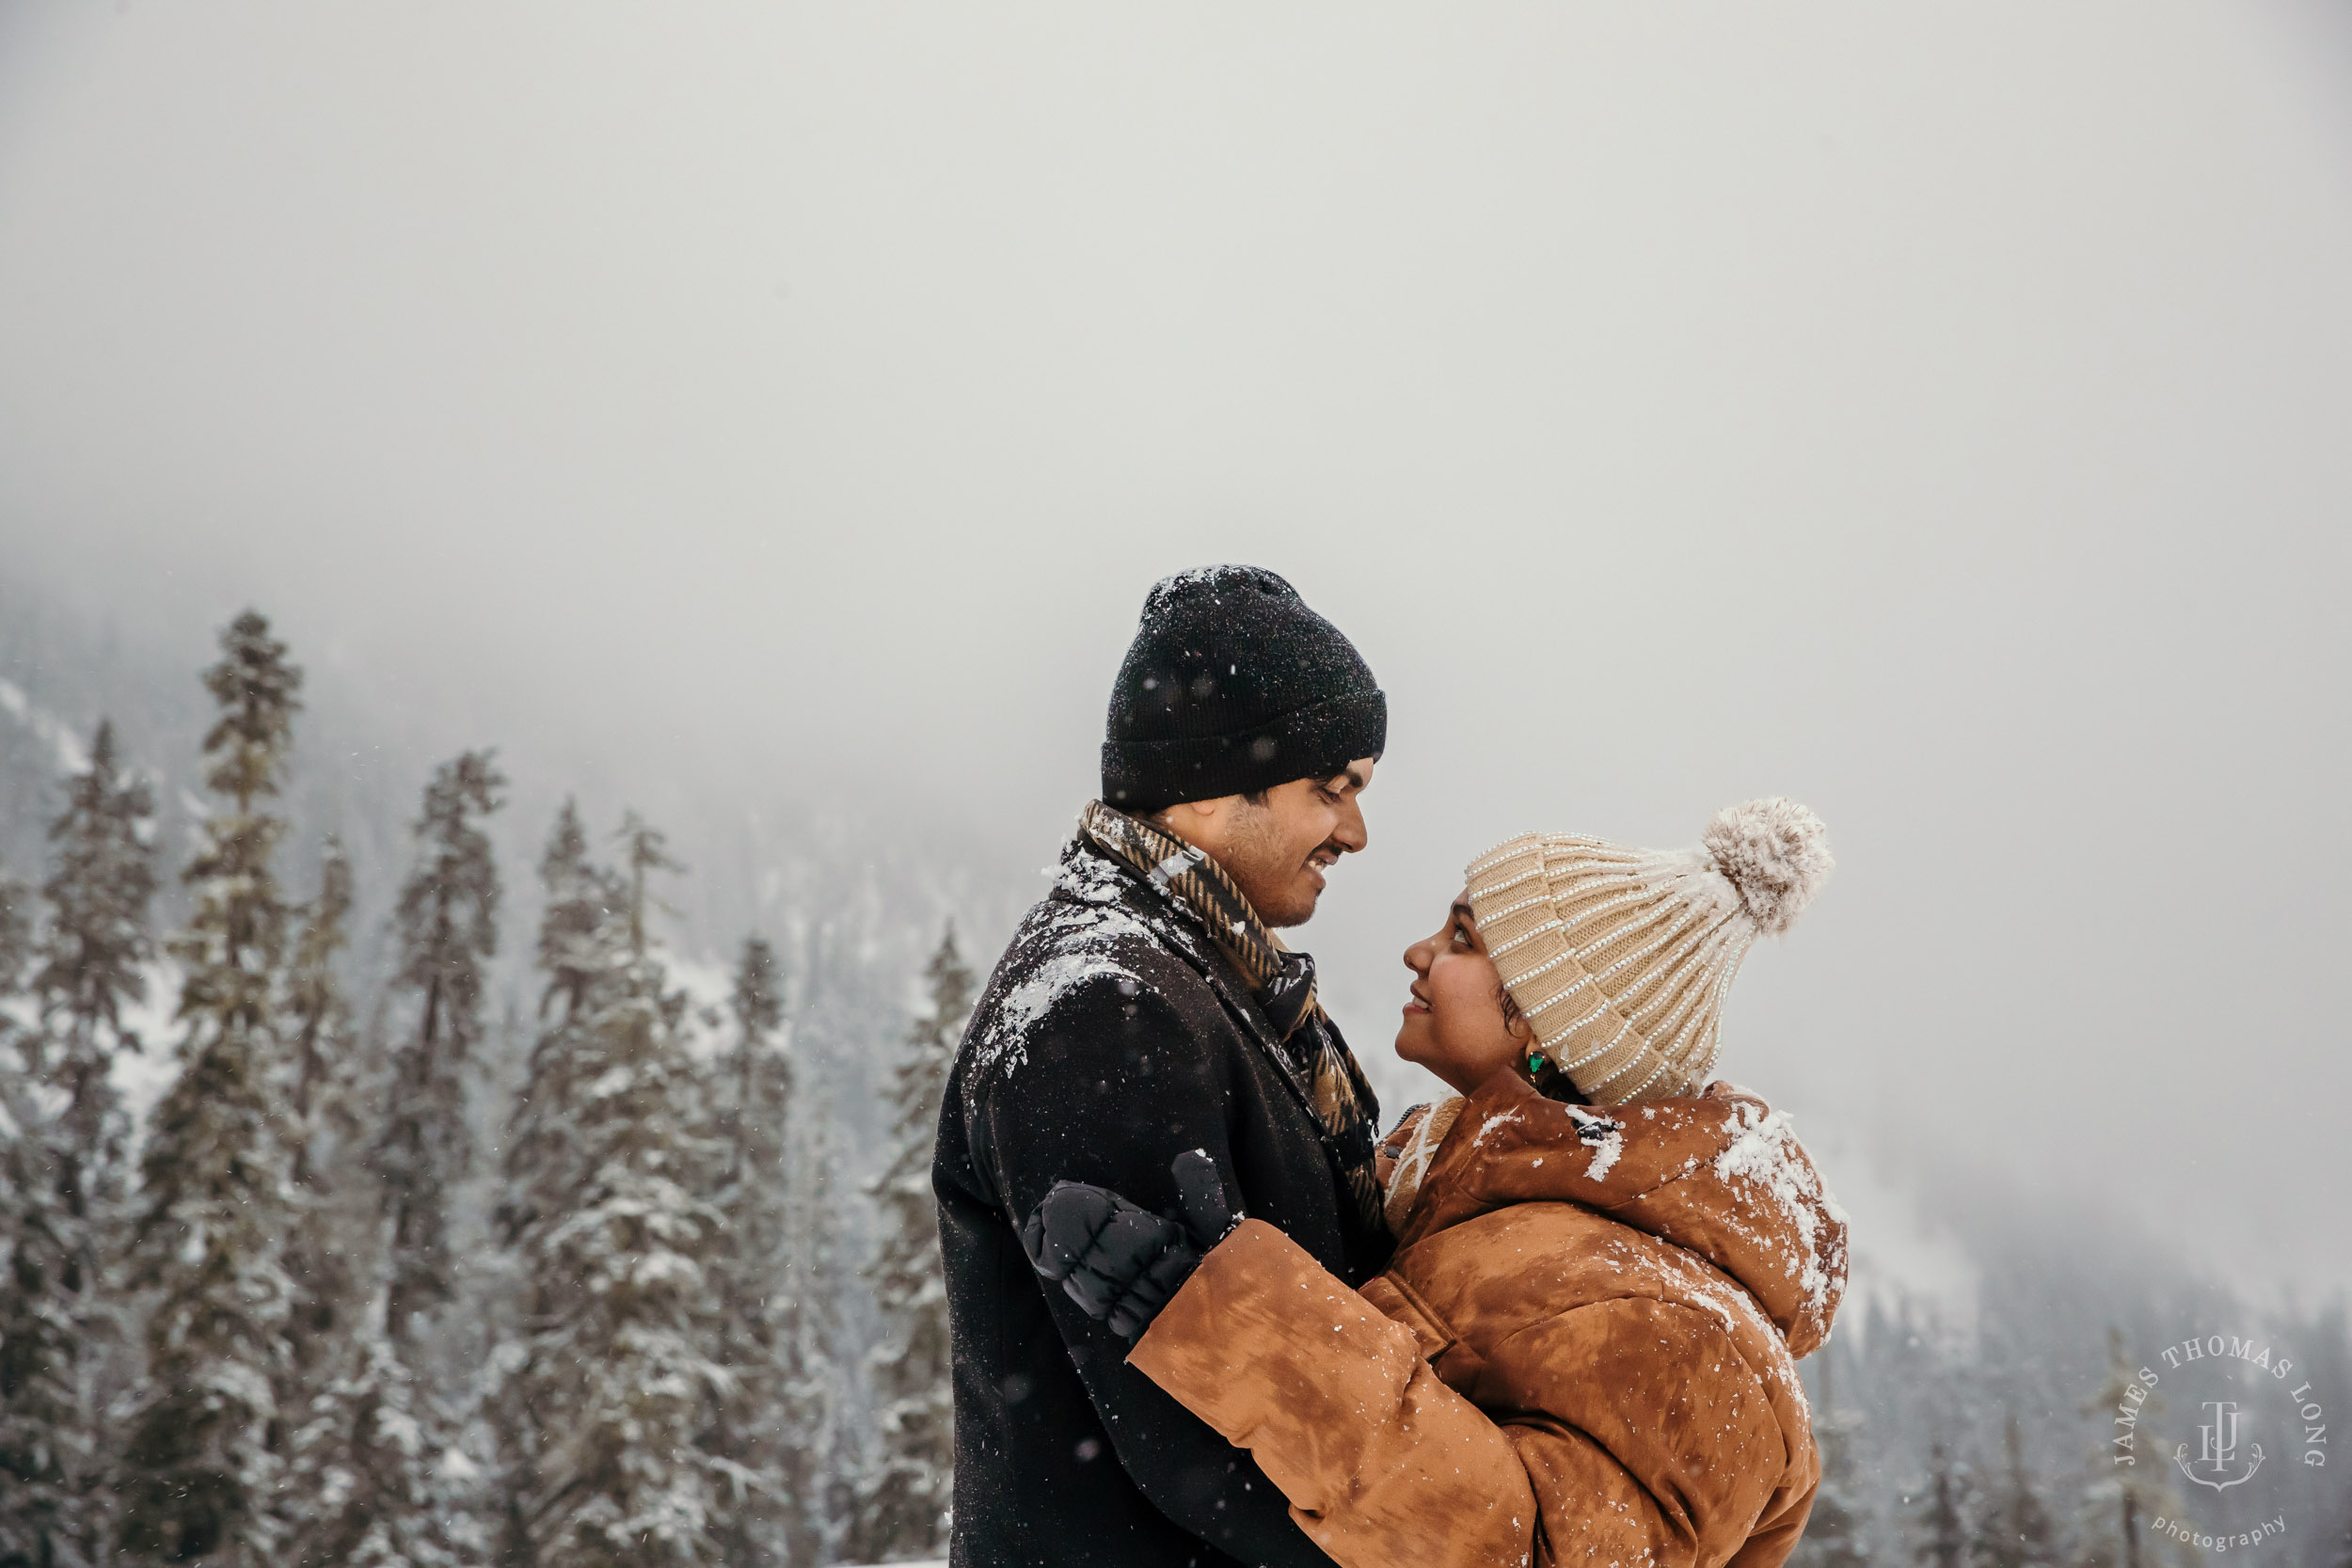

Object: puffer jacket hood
[1391,1073,1849,1357]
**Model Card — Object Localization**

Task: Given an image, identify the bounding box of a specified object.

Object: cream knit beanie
[1465,798,1833,1105]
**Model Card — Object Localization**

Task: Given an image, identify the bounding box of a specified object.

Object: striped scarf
[1080,800,1387,1238]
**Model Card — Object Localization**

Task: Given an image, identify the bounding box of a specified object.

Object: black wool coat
[935,836,1391,1568]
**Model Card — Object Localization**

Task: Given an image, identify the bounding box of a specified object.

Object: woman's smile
[1392,890,1533,1093]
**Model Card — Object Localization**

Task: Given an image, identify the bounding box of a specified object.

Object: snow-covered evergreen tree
[1973,1413,2060,1568]
[379,751,505,1344]
[118,610,306,1567]
[1916,1444,1970,1568]
[283,1262,483,1567]
[1794,1412,1876,1568]
[286,1322,482,1568]
[277,840,485,1568]
[0,859,27,986]
[2070,1329,2189,1568]
[785,1107,860,1567]
[0,851,88,1568]
[24,719,158,1292]
[492,806,729,1568]
[847,925,973,1564]
[285,844,358,1153]
[283,844,363,1317]
[273,753,509,1568]
[0,721,158,1568]
[701,934,799,1566]
[31,719,158,1196]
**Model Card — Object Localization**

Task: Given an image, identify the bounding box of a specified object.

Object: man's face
[1165,759,1375,927]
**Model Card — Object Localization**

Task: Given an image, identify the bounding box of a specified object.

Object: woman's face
[1394,887,1532,1096]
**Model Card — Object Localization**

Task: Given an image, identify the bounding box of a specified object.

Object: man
[935,564,1391,1568]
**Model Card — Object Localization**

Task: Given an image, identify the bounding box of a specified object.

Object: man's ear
[1155,794,1235,843]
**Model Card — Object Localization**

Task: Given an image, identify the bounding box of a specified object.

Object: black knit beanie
[1102,565,1387,813]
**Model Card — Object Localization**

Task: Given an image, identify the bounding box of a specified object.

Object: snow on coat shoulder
[957,833,1230,1115]
[960,849,1155,1091]
[1395,1072,1850,1358]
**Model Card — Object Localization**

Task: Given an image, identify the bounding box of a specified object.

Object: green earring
[1528,1052,1546,1076]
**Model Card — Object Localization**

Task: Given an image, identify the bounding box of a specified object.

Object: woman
[1025,798,1849,1568]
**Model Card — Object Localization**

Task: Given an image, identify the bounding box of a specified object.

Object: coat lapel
[1108,861,1324,1126]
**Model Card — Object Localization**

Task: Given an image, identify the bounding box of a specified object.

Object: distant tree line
[1788,1301,2350,1568]
[5,609,2347,1568]
[0,610,969,1567]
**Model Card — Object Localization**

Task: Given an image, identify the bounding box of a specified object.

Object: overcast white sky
[2,2,2347,1299]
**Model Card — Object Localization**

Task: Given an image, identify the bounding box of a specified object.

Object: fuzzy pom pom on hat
[1466,798,1832,1105]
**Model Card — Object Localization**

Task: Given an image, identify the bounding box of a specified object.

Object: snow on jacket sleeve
[1129,1219,1806,1568]
[972,971,1336,1568]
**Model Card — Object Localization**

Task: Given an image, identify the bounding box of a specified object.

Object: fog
[2,3,2347,1300]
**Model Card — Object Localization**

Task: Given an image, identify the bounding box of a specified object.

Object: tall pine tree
[378,750,505,1343]
[276,841,484,1568]
[1973,1412,2059,1568]
[848,924,974,1563]
[784,1108,858,1566]
[1793,1349,1876,1568]
[32,719,159,1228]
[2072,1328,2188,1568]
[1917,1443,1970,1568]
[284,845,357,1169]
[276,846,371,1423]
[702,934,798,1567]
[0,850,82,1568]
[282,842,361,1323]
[493,806,729,1568]
[1,721,158,1568]
[276,752,510,1568]
[119,610,306,1567]
[0,857,27,987]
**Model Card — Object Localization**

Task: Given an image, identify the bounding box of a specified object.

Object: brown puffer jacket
[1127,1069,1850,1568]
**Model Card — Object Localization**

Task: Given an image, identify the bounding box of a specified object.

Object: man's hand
[1020,1149,1241,1340]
